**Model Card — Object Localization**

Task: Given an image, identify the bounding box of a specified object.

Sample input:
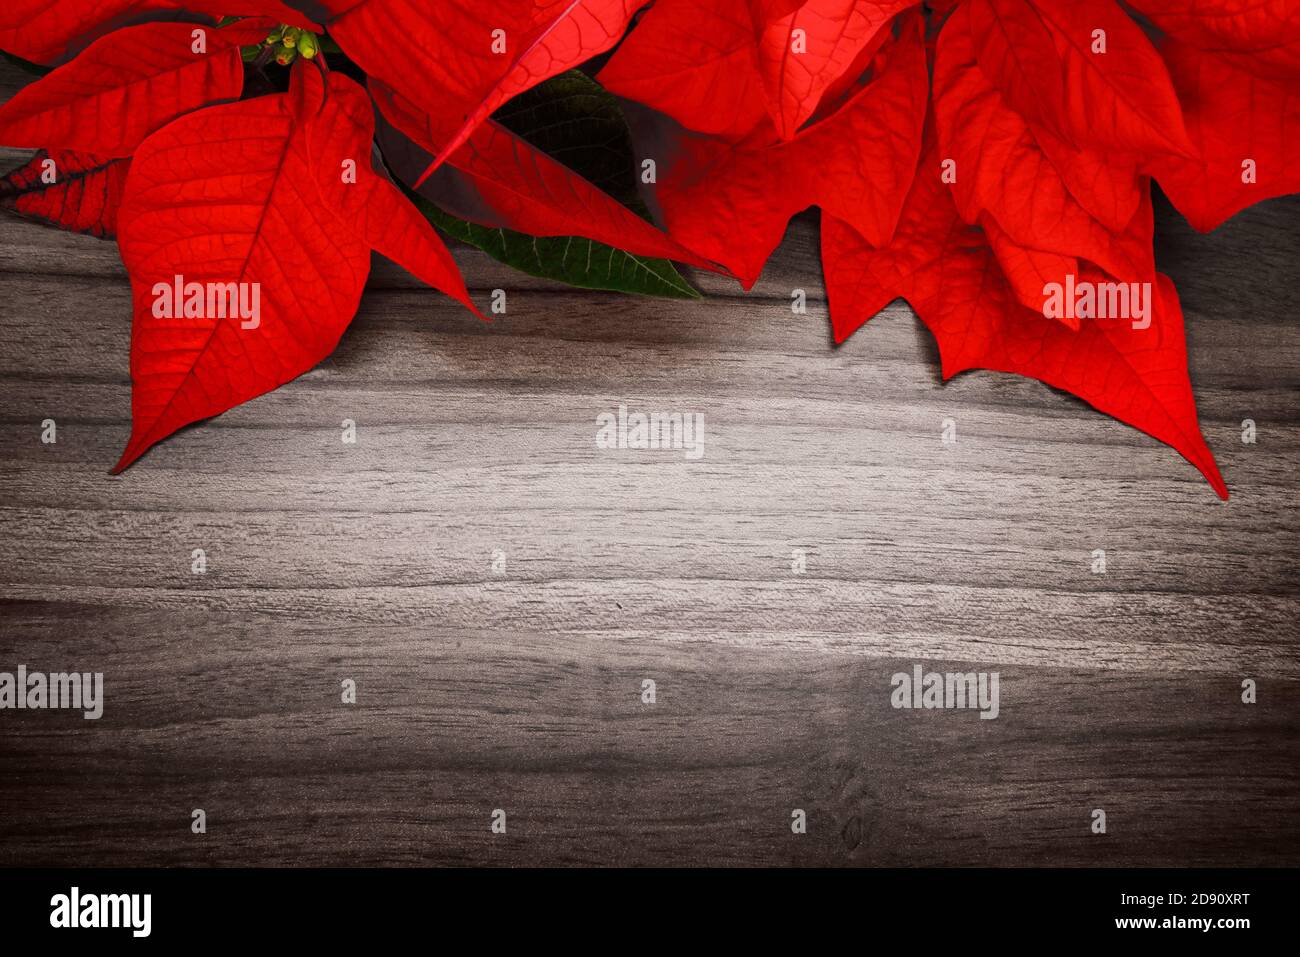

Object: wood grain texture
[0,60,1297,867]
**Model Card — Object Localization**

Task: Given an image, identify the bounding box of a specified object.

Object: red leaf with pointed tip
[296,69,480,316]
[966,0,1192,156]
[293,0,645,186]
[371,80,718,272]
[598,0,772,139]
[112,63,474,471]
[648,14,928,287]
[964,0,1066,134]
[979,176,1156,330]
[799,4,900,123]
[822,139,1226,499]
[980,213,1080,321]
[113,91,368,472]
[600,0,910,142]
[0,20,260,158]
[0,149,129,237]
[934,4,1153,310]
[1029,121,1143,235]
[755,0,914,139]
[1149,39,1300,232]
[1125,0,1300,81]
[420,0,646,181]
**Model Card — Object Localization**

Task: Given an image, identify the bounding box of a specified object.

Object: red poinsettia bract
[0,0,1295,495]
[602,0,1299,498]
[0,0,704,469]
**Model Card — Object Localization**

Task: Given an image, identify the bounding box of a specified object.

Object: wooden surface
[1,61,1298,867]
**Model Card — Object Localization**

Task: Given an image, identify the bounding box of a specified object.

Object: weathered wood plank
[0,54,1296,867]
[1,602,1295,867]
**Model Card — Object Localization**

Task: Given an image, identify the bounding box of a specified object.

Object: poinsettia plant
[0,1,1295,496]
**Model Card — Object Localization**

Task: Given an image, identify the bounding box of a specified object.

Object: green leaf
[406,70,700,299]
[410,190,701,299]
